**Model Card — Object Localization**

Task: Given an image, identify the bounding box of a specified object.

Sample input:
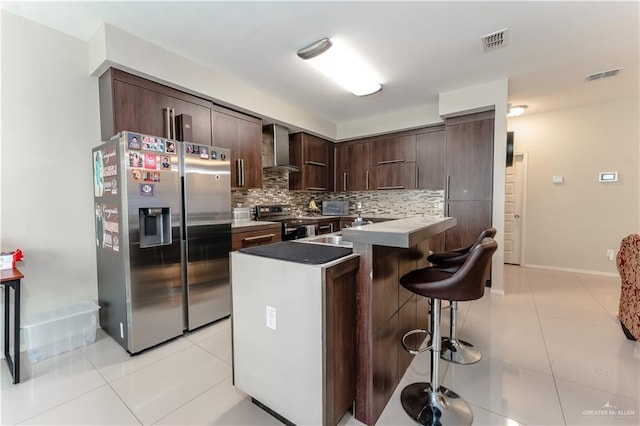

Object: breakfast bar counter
[342,215,456,425]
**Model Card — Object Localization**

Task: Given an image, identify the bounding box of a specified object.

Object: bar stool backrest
[407,238,498,302]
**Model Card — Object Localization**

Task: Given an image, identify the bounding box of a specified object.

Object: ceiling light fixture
[297,37,382,97]
[507,104,528,117]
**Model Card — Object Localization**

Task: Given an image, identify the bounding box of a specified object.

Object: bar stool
[399,238,497,425]
[428,228,497,365]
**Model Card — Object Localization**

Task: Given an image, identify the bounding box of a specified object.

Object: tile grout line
[526,267,568,426]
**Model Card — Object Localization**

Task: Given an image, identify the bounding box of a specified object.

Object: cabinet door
[335,143,370,191]
[416,130,445,190]
[212,109,262,189]
[369,135,416,168]
[372,163,416,190]
[445,200,492,250]
[168,97,212,146]
[112,80,169,138]
[290,133,331,191]
[446,119,494,200]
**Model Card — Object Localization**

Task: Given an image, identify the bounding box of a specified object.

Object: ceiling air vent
[586,68,623,81]
[482,28,509,52]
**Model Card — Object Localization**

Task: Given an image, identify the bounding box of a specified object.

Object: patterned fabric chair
[616,234,640,341]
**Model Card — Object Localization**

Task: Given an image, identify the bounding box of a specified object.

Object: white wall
[0,11,100,317]
[509,98,639,275]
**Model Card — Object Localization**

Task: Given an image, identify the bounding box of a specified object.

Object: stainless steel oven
[255,205,317,241]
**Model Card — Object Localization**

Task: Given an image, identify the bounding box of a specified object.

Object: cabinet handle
[239,159,245,187]
[236,159,242,186]
[416,167,419,188]
[366,170,369,190]
[330,223,334,233]
[170,108,176,140]
[243,233,275,242]
[378,186,405,190]
[319,225,331,230]
[377,159,405,165]
[306,187,326,191]
[306,161,326,167]
[343,172,347,191]
[446,175,451,197]
[164,107,171,139]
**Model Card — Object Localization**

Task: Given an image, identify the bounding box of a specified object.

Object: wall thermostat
[599,171,618,182]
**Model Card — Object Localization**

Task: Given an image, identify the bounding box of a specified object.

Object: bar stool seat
[399,237,497,426]
[427,228,497,364]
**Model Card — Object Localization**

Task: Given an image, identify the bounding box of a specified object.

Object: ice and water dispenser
[139,207,171,247]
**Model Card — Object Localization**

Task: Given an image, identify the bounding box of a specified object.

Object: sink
[302,233,353,248]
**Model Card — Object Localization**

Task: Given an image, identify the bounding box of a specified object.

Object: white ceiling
[3,1,639,126]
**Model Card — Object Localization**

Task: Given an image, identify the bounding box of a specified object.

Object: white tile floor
[1,265,639,425]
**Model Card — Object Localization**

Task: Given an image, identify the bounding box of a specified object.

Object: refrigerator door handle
[170,108,176,140]
[164,108,171,139]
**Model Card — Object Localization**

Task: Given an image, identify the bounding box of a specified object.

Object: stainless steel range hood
[262,124,299,172]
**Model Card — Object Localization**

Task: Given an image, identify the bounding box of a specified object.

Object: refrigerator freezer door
[125,134,184,353]
[181,144,232,330]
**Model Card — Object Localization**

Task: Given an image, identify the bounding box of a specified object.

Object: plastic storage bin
[22,301,100,362]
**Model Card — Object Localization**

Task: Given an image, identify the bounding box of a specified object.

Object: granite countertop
[341,216,456,248]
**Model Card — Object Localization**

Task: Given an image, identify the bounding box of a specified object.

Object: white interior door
[504,154,525,265]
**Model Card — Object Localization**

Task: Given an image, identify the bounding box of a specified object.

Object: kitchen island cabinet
[341,215,456,425]
[231,248,359,426]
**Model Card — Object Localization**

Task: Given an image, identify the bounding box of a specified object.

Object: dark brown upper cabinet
[416,129,446,190]
[99,68,212,146]
[369,135,417,190]
[211,107,263,189]
[445,114,494,201]
[335,142,370,191]
[289,132,333,192]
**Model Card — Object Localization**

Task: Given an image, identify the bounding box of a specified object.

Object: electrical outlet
[607,249,615,261]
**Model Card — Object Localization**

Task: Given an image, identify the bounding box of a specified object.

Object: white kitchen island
[231,215,456,426]
[231,242,359,426]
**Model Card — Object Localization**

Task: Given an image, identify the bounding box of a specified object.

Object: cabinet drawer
[232,227,282,250]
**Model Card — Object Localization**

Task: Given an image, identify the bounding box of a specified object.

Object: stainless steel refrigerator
[92,131,231,354]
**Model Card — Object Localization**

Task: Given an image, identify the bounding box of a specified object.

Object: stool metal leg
[401,298,473,425]
[441,301,481,365]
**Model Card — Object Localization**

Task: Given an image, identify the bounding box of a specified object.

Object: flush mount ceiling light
[507,104,528,117]
[297,37,383,97]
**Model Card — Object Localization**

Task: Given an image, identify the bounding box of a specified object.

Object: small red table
[1,267,22,384]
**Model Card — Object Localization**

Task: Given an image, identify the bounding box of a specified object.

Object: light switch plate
[552,176,564,184]
[599,171,618,182]
[266,305,276,330]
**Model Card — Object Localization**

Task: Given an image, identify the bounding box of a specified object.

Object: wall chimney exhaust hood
[262,124,299,172]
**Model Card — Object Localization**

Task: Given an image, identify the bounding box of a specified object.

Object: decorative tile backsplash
[232,169,445,218]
